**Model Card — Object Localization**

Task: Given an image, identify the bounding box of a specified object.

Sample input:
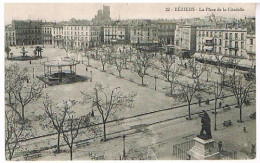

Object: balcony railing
[204,42,214,46]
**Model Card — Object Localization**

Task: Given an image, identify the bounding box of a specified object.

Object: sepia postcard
[3,2,257,161]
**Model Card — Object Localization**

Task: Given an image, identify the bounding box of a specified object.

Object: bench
[223,105,231,111]
[223,120,232,127]
[23,152,42,160]
[249,112,256,119]
[76,141,90,148]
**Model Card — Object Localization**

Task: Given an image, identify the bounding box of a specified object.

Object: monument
[188,110,220,160]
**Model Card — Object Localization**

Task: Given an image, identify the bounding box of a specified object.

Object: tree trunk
[119,71,121,77]
[102,64,105,71]
[21,105,25,122]
[239,104,243,122]
[170,82,173,95]
[141,76,144,85]
[88,58,90,66]
[57,132,61,153]
[188,101,191,120]
[103,122,107,141]
[214,98,217,130]
[70,147,73,160]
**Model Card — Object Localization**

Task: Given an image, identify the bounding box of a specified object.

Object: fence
[172,139,237,160]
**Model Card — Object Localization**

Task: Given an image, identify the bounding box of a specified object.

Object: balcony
[224,45,238,50]
[204,42,214,46]
[247,51,255,55]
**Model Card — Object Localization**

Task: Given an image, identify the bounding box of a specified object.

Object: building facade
[196,27,248,58]
[246,33,256,60]
[52,23,64,47]
[157,21,176,45]
[103,24,128,44]
[63,24,101,49]
[174,25,197,53]
[5,24,16,46]
[130,24,159,45]
[12,20,43,46]
[42,22,53,45]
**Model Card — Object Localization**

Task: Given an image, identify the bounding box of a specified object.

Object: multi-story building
[174,24,197,53]
[246,33,256,60]
[5,24,16,46]
[196,27,248,58]
[130,24,158,45]
[12,20,43,46]
[103,24,128,44]
[157,21,176,45]
[52,23,64,47]
[42,22,53,45]
[63,24,101,49]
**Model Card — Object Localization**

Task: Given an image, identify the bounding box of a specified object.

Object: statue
[198,110,212,140]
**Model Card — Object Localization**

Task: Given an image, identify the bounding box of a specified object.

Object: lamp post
[90,71,92,82]
[122,134,126,159]
[154,75,158,90]
[33,67,35,78]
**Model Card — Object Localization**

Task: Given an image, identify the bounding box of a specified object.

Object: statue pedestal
[188,137,220,160]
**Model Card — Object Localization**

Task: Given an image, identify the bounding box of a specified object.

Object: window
[219,47,222,54]
[250,39,253,45]
[206,32,208,37]
[241,42,244,49]
[219,39,222,45]
[241,33,244,40]
[229,33,232,39]
[225,33,228,39]
[235,33,238,39]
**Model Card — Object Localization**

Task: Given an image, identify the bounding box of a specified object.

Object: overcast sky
[4,3,255,25]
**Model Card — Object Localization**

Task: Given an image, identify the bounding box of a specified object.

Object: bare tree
[82,44,91,66]
[41,95,75,153]
[212,81,223,130]
[166,65,180,96]
[177,81,198,120]
[13,79,43,122]
[5,110,24,160]
[132,52,153,86]
[113,53,124,78]
[215,55,228,86]
[62,38,70,58]
[81,83,135,141]
[229,75,254,122]
[158,54,175,82]
[99,51,110,71]
[5,64,43,122]
[188,59,206,90]
[61,114,82,160]
[126,48,134,62]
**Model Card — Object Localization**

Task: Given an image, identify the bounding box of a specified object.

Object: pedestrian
[206,99,210,105]
[219,101,222,108]
[86,67,88,71]
[243,127,246,133]
[198,98,201,106]
[91,109,94,117]
[184,63,187,69]
[218,141,223,152]
[29,60,31,64]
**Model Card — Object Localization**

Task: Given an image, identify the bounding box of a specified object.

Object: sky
[4,3,256,25]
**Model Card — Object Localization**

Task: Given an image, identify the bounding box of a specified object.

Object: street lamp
[90,71,92,82]
[33,67,35,78]
[154,75,158,90]
[122,134,126,159]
